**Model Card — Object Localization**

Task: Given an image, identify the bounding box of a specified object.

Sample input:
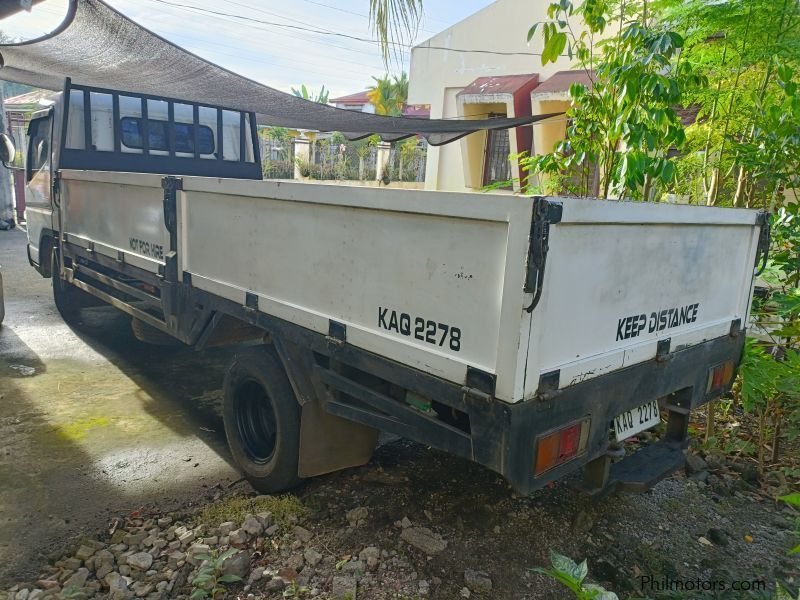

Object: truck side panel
[176,178,533,398]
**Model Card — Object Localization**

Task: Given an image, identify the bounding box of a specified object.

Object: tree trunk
[705,168,719,206]
[704,400,716,445]
[732,167,747,207]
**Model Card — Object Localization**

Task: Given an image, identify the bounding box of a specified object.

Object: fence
[259,128,427,183]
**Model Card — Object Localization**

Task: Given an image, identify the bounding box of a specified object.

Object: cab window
[26,116,51,182]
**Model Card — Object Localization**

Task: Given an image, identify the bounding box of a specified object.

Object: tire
[223,345,302,493]
[51,249,80,322]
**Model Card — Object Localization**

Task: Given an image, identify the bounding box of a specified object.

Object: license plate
[614,400,660,442]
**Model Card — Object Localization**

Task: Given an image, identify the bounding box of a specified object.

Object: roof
[532,70,594,96]
[4,88,58,108]
[458,74,540,97]
[330,91,370,105]
[402,104,430,118]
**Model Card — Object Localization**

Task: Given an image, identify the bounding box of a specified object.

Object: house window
[483,121,511,187]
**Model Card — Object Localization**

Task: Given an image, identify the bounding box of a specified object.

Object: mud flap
[298,400,378,478]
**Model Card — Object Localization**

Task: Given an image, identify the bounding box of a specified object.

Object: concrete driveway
[0,228,241,585]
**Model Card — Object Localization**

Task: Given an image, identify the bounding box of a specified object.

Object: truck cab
[23,82,261,277]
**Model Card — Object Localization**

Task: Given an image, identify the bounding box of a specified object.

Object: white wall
[408,0,580,191]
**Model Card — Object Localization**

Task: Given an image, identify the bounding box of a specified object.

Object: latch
[754,211,770,276]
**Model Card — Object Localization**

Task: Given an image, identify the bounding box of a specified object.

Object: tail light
[706,361,735,395]
[534,418,590,476]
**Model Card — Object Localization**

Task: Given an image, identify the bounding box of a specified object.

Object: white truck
[10,81,769,496]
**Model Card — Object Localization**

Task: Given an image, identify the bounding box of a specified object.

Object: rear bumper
[479,331,745,495]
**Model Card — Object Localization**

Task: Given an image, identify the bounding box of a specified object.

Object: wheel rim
[234,379,277,464]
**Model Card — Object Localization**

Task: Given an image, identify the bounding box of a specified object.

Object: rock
[707,528,729,546]
[242,515,263,536]
[698,536,712,546]
[167,550,186,569]
[222,550,251,580]
[265,524,280,537]
[264,577,287,592]
[400,516,412,529]
[346,507,369,527]
[571,509,593,532]
[690,470,710,483]
[178,530,196,545]
[419,580,430,596]
[187,543,211,565]
[15,589,30,600]
[293,526,312,543]
[157,517,173,527]
[358,547,380,570]
[123,531,147,547]
[127,551,154,571]
[203,536,218,546]
[304,548,323,567]
[460,587,471,598]
[131,581,154,597]
[256,512,273,528]
[738,464,760,484]
[34,581,59,590]
[218,522,236,536]
[332,575,357,599]
[685,452,708,475]
[96,562,114,580]
[229,528,248,547]
[62,557,82,571]
[287,553,305,572]
[74,545,95,561]
[342,559,364,575]
[109,529,127,545]
[247,569,263,585]
[400,527,447,555]
[63,568,90,589]
[464,569,492,593]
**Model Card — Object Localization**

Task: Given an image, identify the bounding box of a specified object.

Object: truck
[6,80,770,496]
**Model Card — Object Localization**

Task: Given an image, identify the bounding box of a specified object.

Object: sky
[1,0,493,99]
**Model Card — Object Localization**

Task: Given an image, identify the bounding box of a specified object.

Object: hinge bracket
[524,198,562,313]
[754,211,770,276]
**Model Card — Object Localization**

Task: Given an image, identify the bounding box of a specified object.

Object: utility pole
[0,78,13,224]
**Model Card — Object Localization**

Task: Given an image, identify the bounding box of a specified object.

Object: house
[408,0,588,192]
[331,90,431,119]
[331,91,375,113]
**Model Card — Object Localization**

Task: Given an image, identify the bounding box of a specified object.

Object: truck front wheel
[222,345,302,493]
[51,250,81,322]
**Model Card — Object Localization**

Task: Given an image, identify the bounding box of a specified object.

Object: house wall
[408,0,581,191]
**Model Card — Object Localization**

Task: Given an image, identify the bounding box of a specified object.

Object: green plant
[190,548,242,599]
[291,84,330,104]
[367,73,408,116]
[779,492,800,554]
[532,551,618,599]
[283,581,311,598]
[526,0,703,200]
[197,494,308,532]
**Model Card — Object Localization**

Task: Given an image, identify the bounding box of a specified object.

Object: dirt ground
[1,228,798,599]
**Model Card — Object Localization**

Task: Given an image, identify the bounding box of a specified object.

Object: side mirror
[0,133,15,166]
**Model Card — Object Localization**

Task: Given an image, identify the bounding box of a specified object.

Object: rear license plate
[614,400,660,442]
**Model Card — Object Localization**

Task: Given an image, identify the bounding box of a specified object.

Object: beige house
[408,0,588,192]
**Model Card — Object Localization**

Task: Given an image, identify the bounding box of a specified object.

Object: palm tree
[368,0,423,65]
[366,72,409,116]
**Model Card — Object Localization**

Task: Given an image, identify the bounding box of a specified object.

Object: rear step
[577,440,687,497]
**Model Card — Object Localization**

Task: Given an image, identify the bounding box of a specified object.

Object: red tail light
[706,361,735,395]
[534,418,590,476]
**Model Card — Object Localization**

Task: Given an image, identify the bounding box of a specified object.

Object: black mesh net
[0,0,558,145]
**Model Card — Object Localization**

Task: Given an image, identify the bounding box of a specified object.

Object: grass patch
[197,494,309,531]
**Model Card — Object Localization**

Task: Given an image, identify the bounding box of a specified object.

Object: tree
[655,0,800,206]
[524,0,702,200]
[366,72,408,116]
[368,0,422,65]
[291,84,330,104]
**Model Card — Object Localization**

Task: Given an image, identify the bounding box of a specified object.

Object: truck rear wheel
[223,345,302,493]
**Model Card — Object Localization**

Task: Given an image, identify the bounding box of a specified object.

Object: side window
[26,116,51,182]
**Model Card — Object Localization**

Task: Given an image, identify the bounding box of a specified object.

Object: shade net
[0,0,559,145]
